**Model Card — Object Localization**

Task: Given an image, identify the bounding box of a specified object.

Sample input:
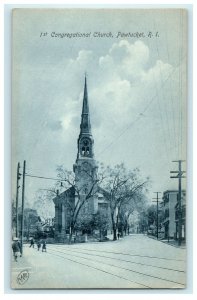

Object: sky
[11,9,187,218]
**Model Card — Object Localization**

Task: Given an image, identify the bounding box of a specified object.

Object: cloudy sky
[12,9,187,216]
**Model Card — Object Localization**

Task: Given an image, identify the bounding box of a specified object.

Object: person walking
[12,238,21,262]
[37,240,41,251]
[29,238,34,248]
[117,232,120,240]
[42,240,47,252]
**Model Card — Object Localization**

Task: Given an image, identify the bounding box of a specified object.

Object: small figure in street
[42,240,47,252]
[29,238,34,248]
[12,238,21,262]
[37,240,41,251]
[117,232,120,240]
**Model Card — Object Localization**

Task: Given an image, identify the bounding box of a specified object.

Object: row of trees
[35,163,150,243]
[138,205,165,235]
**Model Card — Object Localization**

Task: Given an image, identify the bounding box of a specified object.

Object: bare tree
[101,163,149,241]
[119,192,149,236]
[33,190,55,222]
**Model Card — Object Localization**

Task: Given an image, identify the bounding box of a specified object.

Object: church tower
[73,76,98,198]
[53,76,108,241]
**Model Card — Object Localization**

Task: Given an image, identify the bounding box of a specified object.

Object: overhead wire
[97,55,186,161]
[178,10,184,160]
[180,10,184,160]
[164,10,178,160]
[149,16,172,164]
[25,174,60,181]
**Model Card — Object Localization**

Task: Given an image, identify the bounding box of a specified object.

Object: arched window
[81,139,91,156]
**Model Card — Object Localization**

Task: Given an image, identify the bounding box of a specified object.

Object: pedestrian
[12,238,21,262]
[117,232,120,240]
[42,240,47,252]
[29,238,34,248]
[37,240,41,251]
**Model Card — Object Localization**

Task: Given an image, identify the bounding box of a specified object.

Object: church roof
[53,186,75,204]
[52,184,109,205]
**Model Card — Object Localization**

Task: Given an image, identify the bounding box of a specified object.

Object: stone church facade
[53,77,109,241]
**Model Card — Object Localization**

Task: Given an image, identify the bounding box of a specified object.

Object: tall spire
[80,75,91,134]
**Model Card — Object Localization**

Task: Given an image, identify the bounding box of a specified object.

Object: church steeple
[80,75,91,135]
[73,76,97,190]
[76,76,94,160]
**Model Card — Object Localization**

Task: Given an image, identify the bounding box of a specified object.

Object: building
[175,190,186,242]
[162,190,178,239]
[158,200,165,238]
[162,190,186,240]
[53,77,108,241]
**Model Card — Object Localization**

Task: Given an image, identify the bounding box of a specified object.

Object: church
[53,77,109,241]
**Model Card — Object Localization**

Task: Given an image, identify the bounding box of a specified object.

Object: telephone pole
[20,160,26,255]
[152,192,162,240]
[15,162,21,237]
[170,160,186,246]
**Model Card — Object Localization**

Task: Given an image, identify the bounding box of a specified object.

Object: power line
[178,10,185,160]
[97,52,186,159]
[170,160,186,246]
[152,192,162,240]
[20,160,26,256]
[164,10,178,159]
[180,10,184,160]
[153,17,173,161]
[25,174,61,181]
[97,78,161,157]
[15,162,21,238]
[97,111,145,157]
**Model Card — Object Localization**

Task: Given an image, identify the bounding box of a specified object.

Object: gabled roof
[53,186,75,204]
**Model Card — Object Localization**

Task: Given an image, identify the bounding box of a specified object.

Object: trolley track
[51,244,185,262]
[46,249,150,288]
[47,245,185,288]
[48,244,185,273]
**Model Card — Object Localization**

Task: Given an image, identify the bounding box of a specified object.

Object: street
[11,234,186,289]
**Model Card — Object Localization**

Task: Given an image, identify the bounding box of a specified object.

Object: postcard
[11,8,187,289]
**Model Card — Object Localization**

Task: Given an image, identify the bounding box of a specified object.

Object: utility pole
[170,160,186,246]
[15,162,21,237]
[20,160,26,255]
[152,192,162,240]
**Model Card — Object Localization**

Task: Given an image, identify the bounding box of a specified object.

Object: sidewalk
[11,245,34,289]
[147,234,186,249]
